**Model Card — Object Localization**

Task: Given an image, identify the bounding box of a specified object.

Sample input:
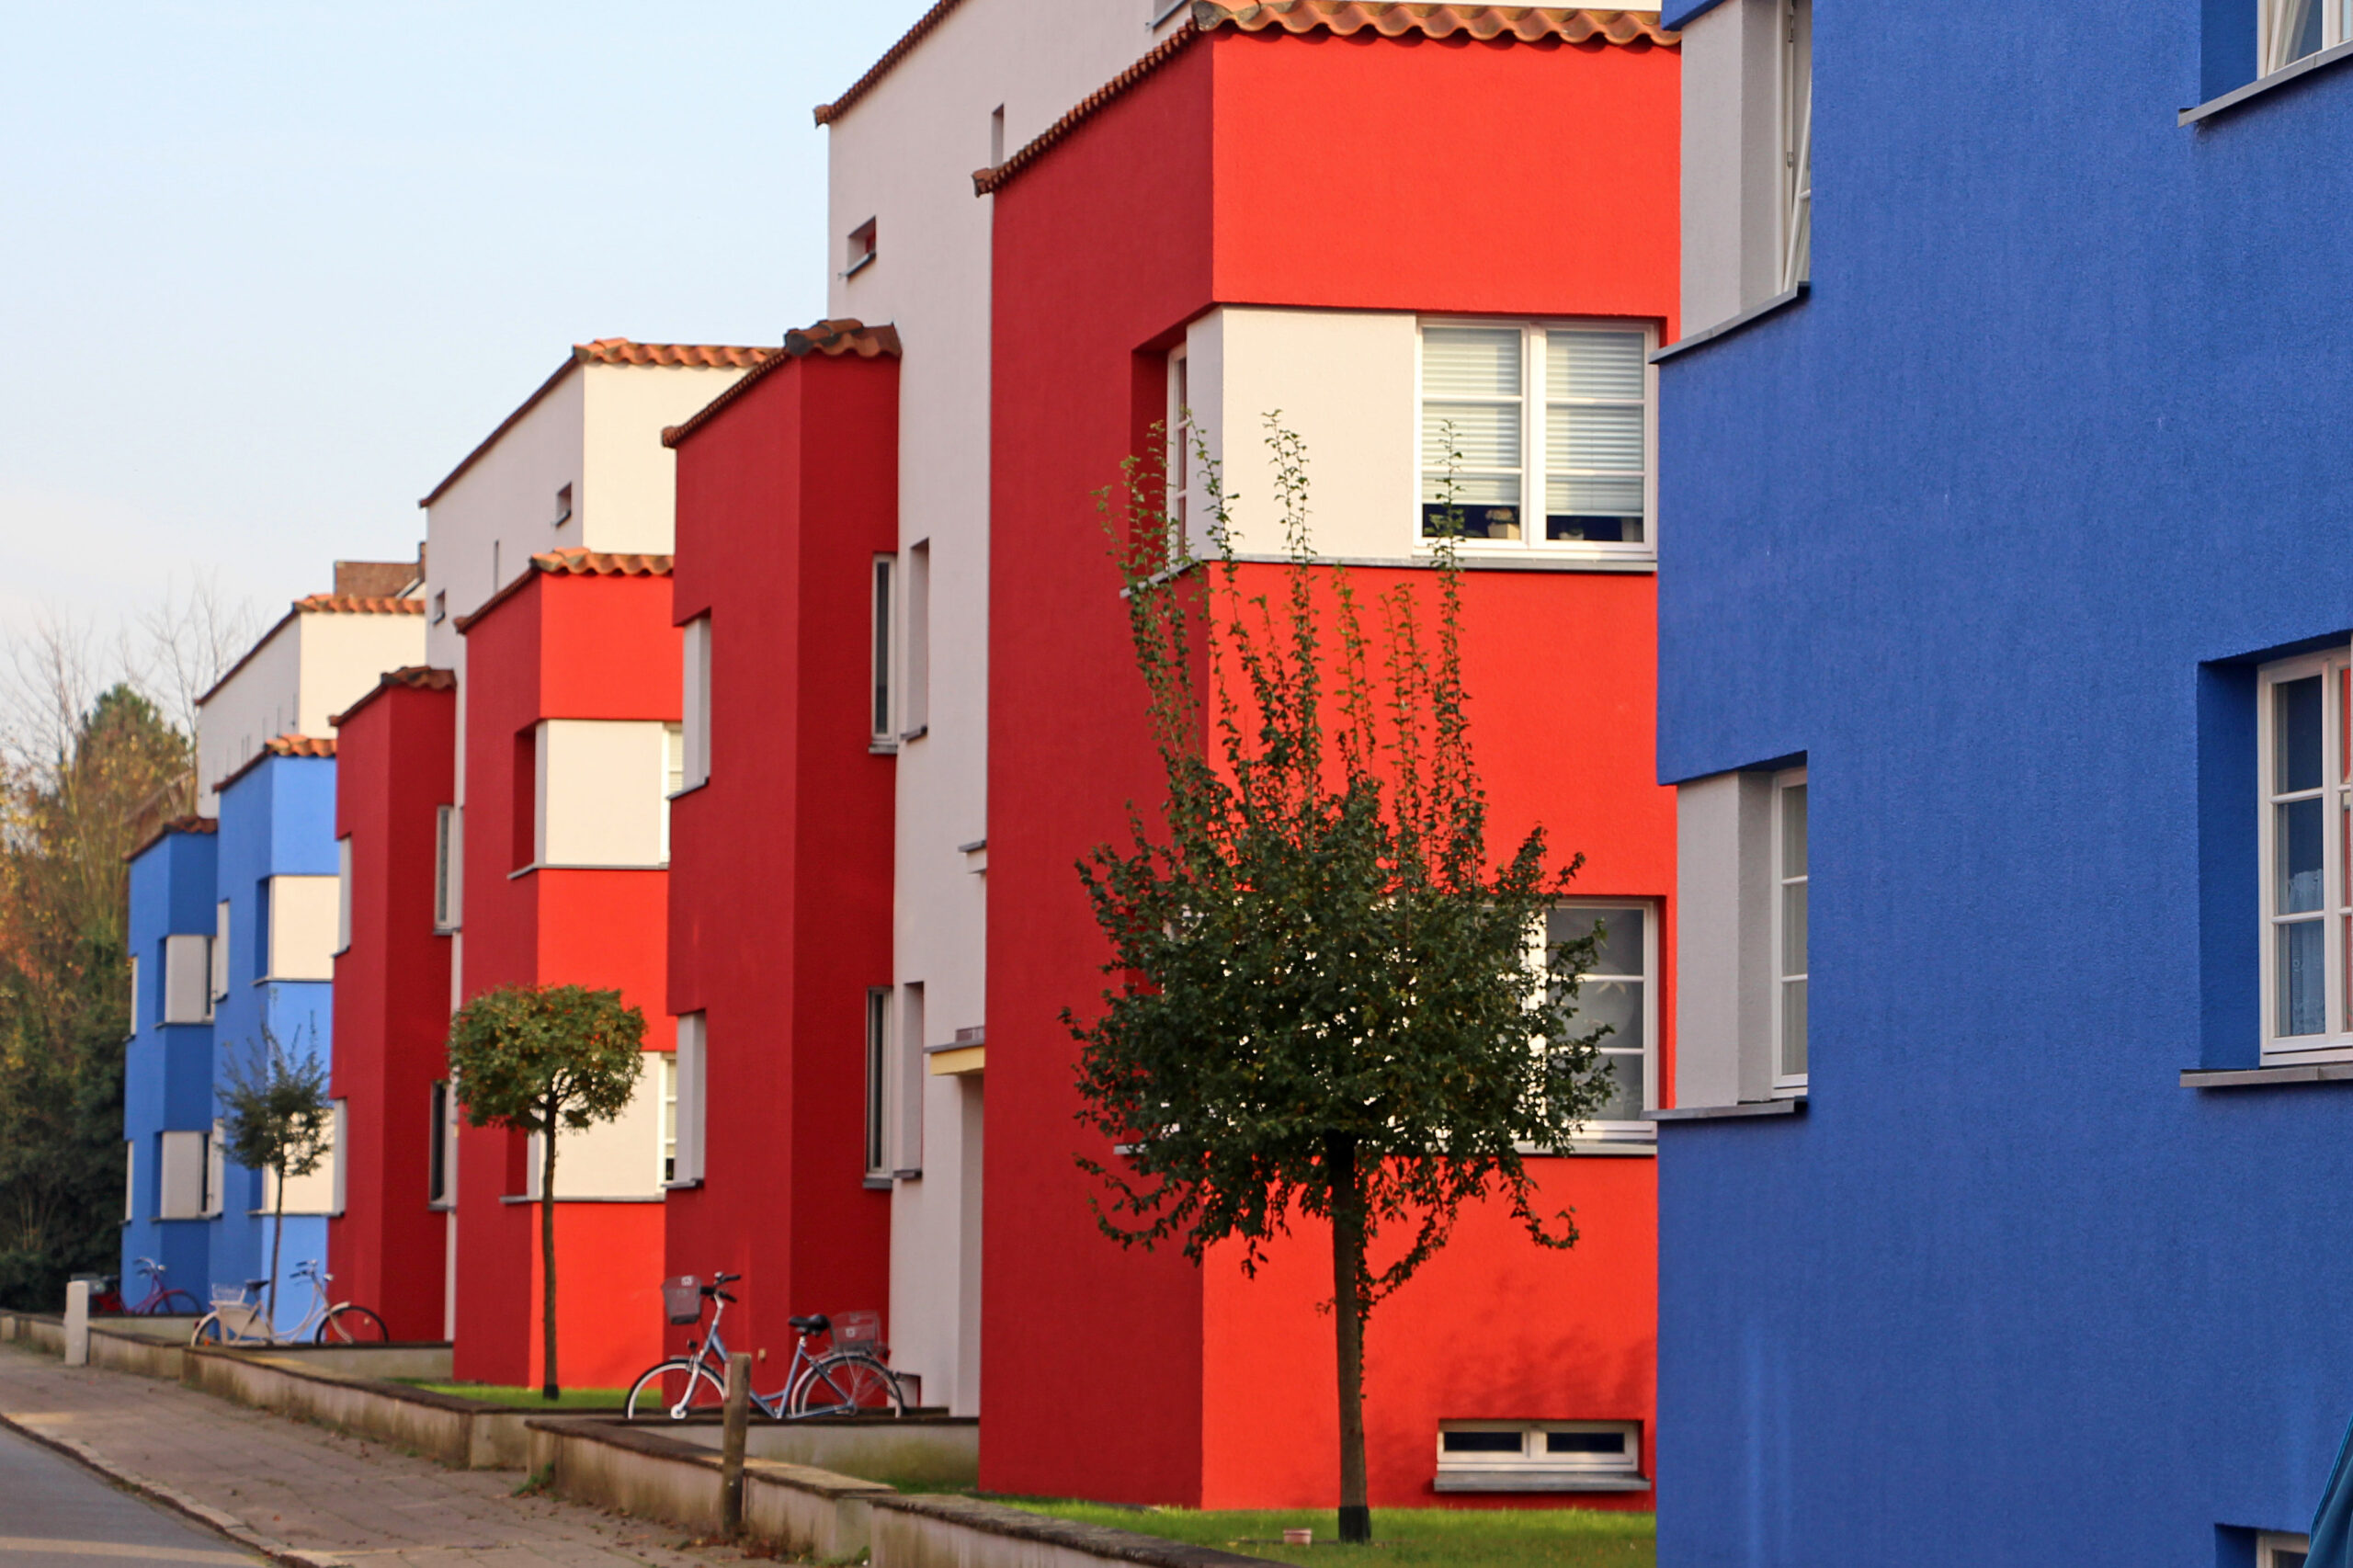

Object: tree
[216,1019,332,1329]
[0,680,190,1308]
[1068,420,1616,1542]
[445,983,645,1400]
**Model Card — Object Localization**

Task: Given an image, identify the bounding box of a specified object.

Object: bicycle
[188,1260,389,1346]
[625,1273,905,1422]
[112,1257,201,1317]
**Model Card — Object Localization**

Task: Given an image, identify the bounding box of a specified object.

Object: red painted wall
[665,347,899,1365]
[328,678,455,1341]
[985,26,1678,1506]
[453,567,677,1389]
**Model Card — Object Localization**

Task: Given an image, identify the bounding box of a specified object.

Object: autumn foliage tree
[1067,421,1616,1541]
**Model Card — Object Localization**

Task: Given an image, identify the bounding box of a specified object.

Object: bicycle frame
[658,1282,892,1421]
[206,1264,335,1346]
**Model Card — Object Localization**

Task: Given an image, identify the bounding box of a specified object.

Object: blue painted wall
[1653,3,2353,1562]
[120,827,217,1307]
[209,754,336,1332]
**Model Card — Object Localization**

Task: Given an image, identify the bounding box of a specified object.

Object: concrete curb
[0,1406,349,1568]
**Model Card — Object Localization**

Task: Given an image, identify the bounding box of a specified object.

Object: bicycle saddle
[244,1278,268,1291]
[789,1313,831,1334]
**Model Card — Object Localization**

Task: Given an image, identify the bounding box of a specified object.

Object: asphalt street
[0,1420,261,1567]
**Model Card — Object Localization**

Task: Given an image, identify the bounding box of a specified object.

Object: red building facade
[450,550,680,1389]
[659,321,902,1367]
[327,665,458,1341]
[983,11,1681,1508]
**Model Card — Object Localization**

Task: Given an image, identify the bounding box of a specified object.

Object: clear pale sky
[0,1,933,650]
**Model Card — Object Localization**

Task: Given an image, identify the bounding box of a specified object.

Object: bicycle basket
[828,1309,883,1356]
[210,1283,247,1307]
[662,1276,703,1325]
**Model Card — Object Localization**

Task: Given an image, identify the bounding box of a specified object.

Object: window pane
[2279,797,2325,913]
[1545,477,1646,541]
[1546,331,1644,401]
[1781,879,1809,976]
[1547,403,1644,474]
[1781,783,1808,876]
[2281,917,2326,1035]
[1593,1049,1646,1121]
[1780,977,1808,1075]
[1423,327,1522,398]
[1556,905,1644,975]
[1546,1430,1629,1455]
[2278,675,2324,793]
[1421,401,1522,473]
[1442,1429,1525,1453]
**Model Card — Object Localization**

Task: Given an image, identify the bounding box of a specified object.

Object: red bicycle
[96,1257,200,1316]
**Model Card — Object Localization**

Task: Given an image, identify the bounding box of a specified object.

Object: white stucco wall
[198,608,425,812]
[823,0,1176,1418]
[526,1065,668,1199]
[536,719,670,869]
[299,612,427,737]
[580,364,736,557]
[265,876,340,983]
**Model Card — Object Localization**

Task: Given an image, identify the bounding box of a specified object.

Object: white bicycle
[189,1260,388,1346]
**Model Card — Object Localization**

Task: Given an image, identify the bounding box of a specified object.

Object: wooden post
[721,1350,751,1540]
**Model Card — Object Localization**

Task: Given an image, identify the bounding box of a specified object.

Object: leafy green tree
[445,983,645,1400]
[215,1019,332,1328]
[0,682,189,1308]
[1068,421,1614,1542]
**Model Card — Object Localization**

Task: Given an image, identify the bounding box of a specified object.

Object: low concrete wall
[872,1495,1267,1568]
[0,1312,63,1354]
[660,1414,978,1486]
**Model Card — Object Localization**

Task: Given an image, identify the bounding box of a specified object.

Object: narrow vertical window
[335,835,354,956]
[1543,331,1648,544]
[330,1100,348,1216]
[512,729,538,872]
[897,983,925,1176]
[427,1081,452,1205]
[1773,770,1810,1089]
[870,556,896,746]
[661,722,684,863]
[205,1121,224,1216]
[2260,653,2353,1058]
[433,805,460,931]
[211,902,231,1002]
[680,615,711,790]
[128,953,140,1037]
[1547,903,1658,1137]
[674,1013,706,1184]
[658,1053,679,1185]
[1167,348,1192,560]
[252,879,271,982]
[865,988,892,1179]
[123,1141,135,1221]
[847,218,878,277]
[1420,325,1525,540]
[904,540,931,738]
[553,483,574,526]
[1779,0,1813,292]
[164,935,210,1024]
[988,105,1006,167]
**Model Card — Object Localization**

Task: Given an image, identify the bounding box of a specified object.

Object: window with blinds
[1419,322,1653,555]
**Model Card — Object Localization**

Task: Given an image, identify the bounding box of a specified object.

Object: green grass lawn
[998,1501,1654,1568]
[394,1381,630,1410]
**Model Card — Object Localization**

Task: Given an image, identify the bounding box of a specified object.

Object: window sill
[661,1177,704,1191]
[870,740,898,756]
[498,1193,666,1204]
[1649,284,1810,366]
[1647,1097,1806,1122]
[507,861,666,880]
[1238,551,1655,576]
[2180,40,2353,126]
[893,1167,923,1182]
[862,1175,893,1190]
[844,251,876,279]
[2180,1062,2353,1089]
[899,724,929,744]
[1432,1471,1651,1494]
[666,780,708,801]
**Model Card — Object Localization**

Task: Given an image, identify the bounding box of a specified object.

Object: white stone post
[63,1279,90,1366]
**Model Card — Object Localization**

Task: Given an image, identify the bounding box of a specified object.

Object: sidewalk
[0,1345,747,1567]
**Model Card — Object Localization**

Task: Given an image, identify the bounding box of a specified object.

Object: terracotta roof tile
[1200,2,1676,43]
[293,594,426,615]
[421,340,777,507]
[217,733,337,793]
[814,0,971,127]
[452,549,674,634]
[663,319,904,449]
[124,813,217,865]
[329,665,457,729]
[974,6,1673,198]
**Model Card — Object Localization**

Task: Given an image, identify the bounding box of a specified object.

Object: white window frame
[1166,348,1193,562]
[896,983,925,1177]
[433,805,461,933]
[1772,767,1809,1095]
[427,1080,455,1208]
[2262,0,2349,75]
[669,1013,706,1187]
[903,540,930,741]
[127,953,140,1038]
[330,1099,348,1216]
[870,556,897,750]
[2258,652,2353,1062]
[2257,1531,2311,1568]
[865,988,892,1180]
[204,1121,224,1218]
[335,835,354,957]
[1542,899,1659,1145]
[1433,1420,1643,1487]
[660,722,684,864]
[679,615,711,793]
[1779,0,1813,292]
[210,901,231,1002]
[658,1052,679,1186]
[1413,318,1659,565]
[123,1140,135,1221]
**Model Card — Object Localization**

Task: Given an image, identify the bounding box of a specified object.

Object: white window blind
[128,954,141,1037]
[680,616,711,790]
[1774,772,1810,1088]
[158,1131,206,1219]
[673,1014,706,1184]
[1420,325,1525,538]
[331,1100,348,1215]
[434,805,460,932]
[210,902,231,1001]
[1545,332,1648,543]
[163,935,210,1024]
[123,1141,135,1221]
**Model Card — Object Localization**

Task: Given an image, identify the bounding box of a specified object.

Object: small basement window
[1434,1421,1646,1493]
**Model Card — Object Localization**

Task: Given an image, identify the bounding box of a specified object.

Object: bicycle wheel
[145,1290,200,1316]
[188,1313,225,1347]
[626,1358,728,1421]
[789,1353,905,1418]
[316,1305,389,1344]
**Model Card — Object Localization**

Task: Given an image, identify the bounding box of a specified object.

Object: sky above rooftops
[0,0,931,668]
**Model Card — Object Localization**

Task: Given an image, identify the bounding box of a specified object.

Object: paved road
[0,1418,262,1567]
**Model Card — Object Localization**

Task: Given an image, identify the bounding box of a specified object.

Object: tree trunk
[267,1163,286,1338]
[1326,1133,1371,1543]
[540,1101,561,1401]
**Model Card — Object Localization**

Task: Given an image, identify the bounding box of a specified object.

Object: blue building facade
[1652,0,2353,1562]
[121,822,220,1309]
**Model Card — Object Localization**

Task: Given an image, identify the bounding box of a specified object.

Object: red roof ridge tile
[663,319,904,449]
[217,733,337,794]
[814,0,971,127]
[329,665,457,729]
[294,594,426,615]
[420,341,777,508]
[451,550,674,635]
